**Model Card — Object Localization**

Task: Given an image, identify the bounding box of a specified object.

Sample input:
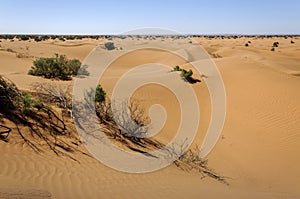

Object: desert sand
[0,36,300,199]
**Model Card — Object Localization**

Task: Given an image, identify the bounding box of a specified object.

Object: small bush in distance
[104,42,115,50]
[181,69,194,82]
[273,42,279,47]
[59,37,66,42]
[171,65,200,84]
[172,65,182,72]
[18,35,30,41]
[34,37,42,42]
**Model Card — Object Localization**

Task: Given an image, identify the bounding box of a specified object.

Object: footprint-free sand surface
[0,36,300,199]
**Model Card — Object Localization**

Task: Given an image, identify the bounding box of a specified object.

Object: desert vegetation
[171,65,201,84]
[273,41,279,47]
[0,35,103,43]
[28,54,89,80]
[0,75,84,159]
[104,42,116,50]
[0,34,299,42]
[0,75,226,182]
[245,41,251,47]
[270,41,280,51]
[70,83,226,183]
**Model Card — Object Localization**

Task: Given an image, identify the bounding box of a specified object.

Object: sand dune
[0,36,300,198]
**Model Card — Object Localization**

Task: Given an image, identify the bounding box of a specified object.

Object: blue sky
[0,0,299,35]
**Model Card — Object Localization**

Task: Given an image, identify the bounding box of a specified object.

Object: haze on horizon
[0,0,299,35]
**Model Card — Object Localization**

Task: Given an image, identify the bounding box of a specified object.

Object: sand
[0,36,300,199]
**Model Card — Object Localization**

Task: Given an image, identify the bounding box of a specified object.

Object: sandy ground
[0,36,300,199]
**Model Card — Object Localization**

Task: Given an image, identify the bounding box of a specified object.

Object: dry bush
[0,75,84,160]
[16,52,32,58]
[79,89,227,183]
[1,77,227,180]
[6,48,16,53]
[32,83,72,111]
[164,141,228,184]
[110,100,149,138]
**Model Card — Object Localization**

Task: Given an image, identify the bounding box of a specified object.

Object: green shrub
[180,69,194,82]
[271,47,275,51]
[32,99,42,109]
[171,65,200,83]
[65,35,75,40]
[20,93,43,115]
[273,42,279,47]
[173,65,182,71]
[18,35,30,41]
[28,54,87,80]
[34,37,42,42]
[21,93,35,115]
[95,85,106,103]
[50,35,58,40]
[1,35,14,40]
[86,84,106,104]
[291,40,295,44]
[66,59,82,76]
[104,42,115,50]
[0,75,20,110]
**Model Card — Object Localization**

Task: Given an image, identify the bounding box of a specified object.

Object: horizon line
[0,33,300,37]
